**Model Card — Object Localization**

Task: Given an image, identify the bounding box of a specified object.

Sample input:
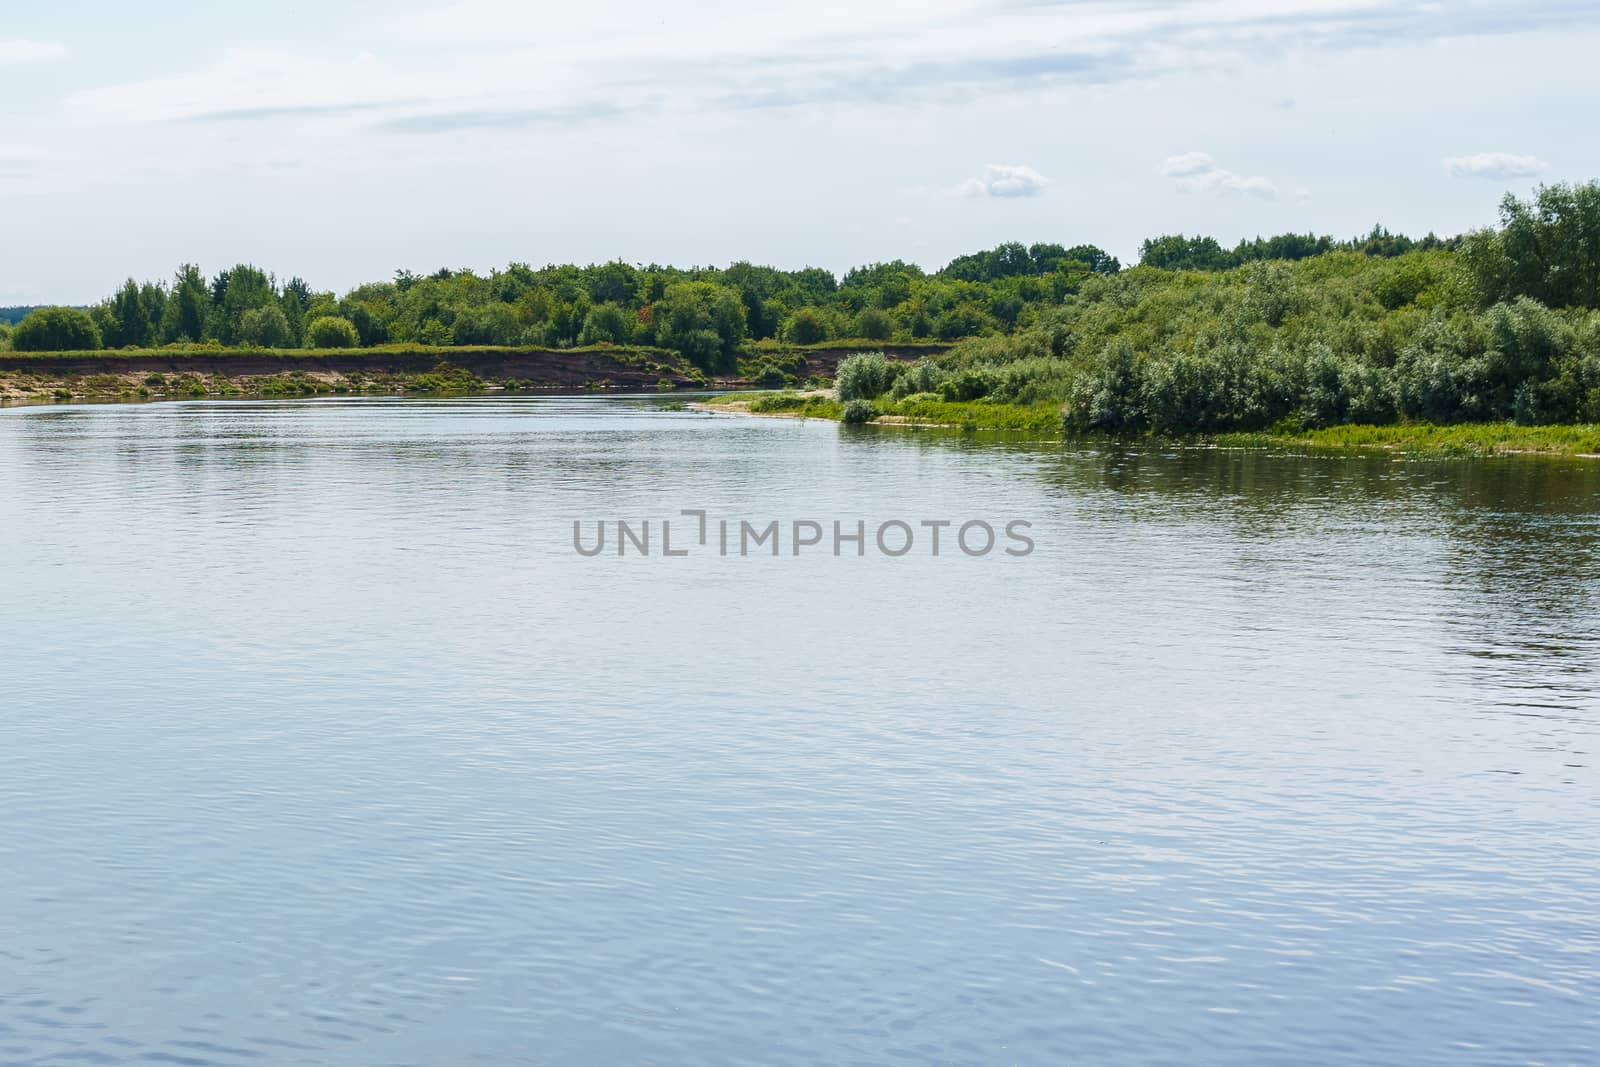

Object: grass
[708,391,1063,433]
[1220,422,1600,456]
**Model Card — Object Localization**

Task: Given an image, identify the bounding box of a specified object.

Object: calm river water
[2,395,1598,1066]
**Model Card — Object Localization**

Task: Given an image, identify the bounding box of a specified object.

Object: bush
[784,308,830,345]
[307,315,361,349]
[239,305,292,348]
[0,323,10,351]
[754,363,791,388]
[836,351,900,400]
[842,399,876,424]
[11,306,102,351]
[890,358,945,398]
[937,369,997,402]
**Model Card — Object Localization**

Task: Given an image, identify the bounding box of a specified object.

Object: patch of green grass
[748,393,844,418]
[713,390,1061,432]
[884,398,1063,433]
[1250,422,1600,456]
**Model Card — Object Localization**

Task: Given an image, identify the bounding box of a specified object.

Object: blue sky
[2,0,1597,304]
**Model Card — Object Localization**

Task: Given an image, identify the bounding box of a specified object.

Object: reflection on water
[2,396,1597,1066]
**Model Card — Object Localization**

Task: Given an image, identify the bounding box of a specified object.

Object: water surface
[2,396,1598,1065]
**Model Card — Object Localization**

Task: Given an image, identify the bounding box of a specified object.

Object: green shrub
[842,398,876,424]
[891,358,945,398]
[754,363,791,388]
[307,315,361,349]
[239,305,292,348]
[784,308,830,345]
[836,351,900,400]
[12,307,102,351]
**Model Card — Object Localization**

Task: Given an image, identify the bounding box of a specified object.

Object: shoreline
[0,342,949,403]
[698,392,1600,458]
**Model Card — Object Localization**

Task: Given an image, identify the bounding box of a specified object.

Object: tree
[160,264,211,343]
[853,307,894,341]
[1139,235,1235,271]
[650,282,746,372]
[783,308,829,345]
[106,279,154,347]
[1480,182,1600,309]
[452,304,520,345]
[11,307,102,351]
[578,302,632,345]
[307,315,360,348]
[216,264,277,344]
[239,305,292,348]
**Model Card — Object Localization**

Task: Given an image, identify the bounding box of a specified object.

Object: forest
[5,182,1599,434]
[3,228,1444,371]
[819,182,1600,432]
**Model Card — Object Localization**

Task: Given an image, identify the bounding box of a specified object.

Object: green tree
[160,264,211,343]
[1139,235,1235,271]
[1477,182,1600,308]
[216,265,277,344]
[107,279,154,347]
[452,304,521,346]
[783,308,829,345]
[853,307,894,341]
[307,315,361,348]
[11,307,102,351]
[239,305,292,348]
[650,282,746,372]
[578,302,632,345]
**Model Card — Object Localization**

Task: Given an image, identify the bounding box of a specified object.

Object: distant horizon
[0,215,1489,309]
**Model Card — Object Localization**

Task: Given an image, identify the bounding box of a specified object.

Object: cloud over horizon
[1444,152,1550,180]
[958,163,1051,199]
[1160,152,1279,199]
[60,1,1600,131]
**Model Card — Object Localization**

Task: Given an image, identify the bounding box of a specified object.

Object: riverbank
[0,342,949,402]
[701,391,1600,457]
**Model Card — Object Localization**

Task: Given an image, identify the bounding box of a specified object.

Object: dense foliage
[1138,226,1453,272]
[27,244,1131,371]
[7,222,1446,373]
[11,181,1600,434]
[10,306,102,352]
[832,183,1600,432]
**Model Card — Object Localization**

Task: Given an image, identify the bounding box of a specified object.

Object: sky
[2,0,1597,305]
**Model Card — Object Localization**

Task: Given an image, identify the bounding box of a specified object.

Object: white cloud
[958,163,1051,199]
[62,0,1600,132]
[1160,151,1216,179]
[69,49,425,123]
[0,39,66,64]
[1443,152,1549,179]
[1160,151,1279,199]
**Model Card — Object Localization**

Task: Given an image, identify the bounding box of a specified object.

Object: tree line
[3,221,1468,370]
[833,182,1600,431]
